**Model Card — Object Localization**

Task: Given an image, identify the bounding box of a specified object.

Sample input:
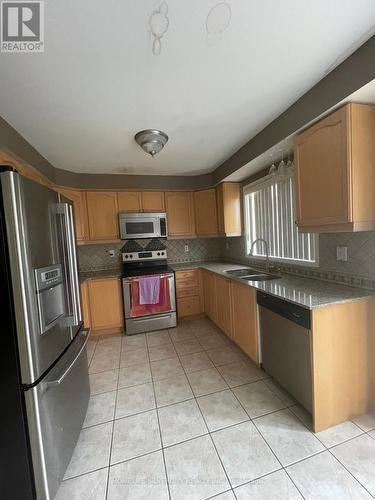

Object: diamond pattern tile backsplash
[77,238,222,272]
[221,231,375,290]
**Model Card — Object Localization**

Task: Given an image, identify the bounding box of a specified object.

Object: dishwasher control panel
[257,292,311,329]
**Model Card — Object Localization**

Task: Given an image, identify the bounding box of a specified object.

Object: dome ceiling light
[134,129,168,158]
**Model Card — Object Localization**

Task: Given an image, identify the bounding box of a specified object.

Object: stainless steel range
[122,249,176,335]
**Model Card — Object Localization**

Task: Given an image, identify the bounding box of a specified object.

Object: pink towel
[139,276,161,305]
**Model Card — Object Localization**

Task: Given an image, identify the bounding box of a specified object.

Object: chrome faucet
[248,238,270,273]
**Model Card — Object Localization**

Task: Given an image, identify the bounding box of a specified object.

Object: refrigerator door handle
[58,202,82,327]
[46,329,90,387]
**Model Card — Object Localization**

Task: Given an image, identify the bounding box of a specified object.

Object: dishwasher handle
[257,292,311,329]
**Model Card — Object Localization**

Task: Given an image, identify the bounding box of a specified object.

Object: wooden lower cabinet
[86,277,124,333]
[80,280,91,329]
[175,269,202,318]
[215,275,232,338]
[230,281,258,363]
[202,269,217,323]
[201,270,258,362]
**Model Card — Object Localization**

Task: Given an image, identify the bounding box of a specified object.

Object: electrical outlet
[184,244,189,253]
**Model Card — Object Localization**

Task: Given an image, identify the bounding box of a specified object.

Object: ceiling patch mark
[206,2,232,41]
[149,2,169,56]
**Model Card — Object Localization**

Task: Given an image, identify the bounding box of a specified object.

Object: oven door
[119,213,165,239]
[123,273,176,319]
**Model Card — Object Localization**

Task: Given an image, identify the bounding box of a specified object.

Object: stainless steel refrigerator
[0,169,90,500]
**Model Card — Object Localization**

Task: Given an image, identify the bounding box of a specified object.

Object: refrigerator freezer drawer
[25,329,90,500]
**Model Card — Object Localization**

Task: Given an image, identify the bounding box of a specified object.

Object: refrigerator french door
[0,170,90,500]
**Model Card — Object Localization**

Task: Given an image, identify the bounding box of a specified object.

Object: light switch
[184,245,189,253]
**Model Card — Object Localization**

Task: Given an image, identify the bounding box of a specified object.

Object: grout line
[326,448,375,499]
[146,332,172,500]
[104,340,122,500]
[171,327,234,495]
[80,321,375,499]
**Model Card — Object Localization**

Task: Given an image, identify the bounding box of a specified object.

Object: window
[244,169,318,265]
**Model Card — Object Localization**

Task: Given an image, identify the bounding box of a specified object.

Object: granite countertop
[79,269,122,283]
[169,261,375,310]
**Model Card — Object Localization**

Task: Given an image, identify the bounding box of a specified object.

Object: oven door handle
[124,273,174,284]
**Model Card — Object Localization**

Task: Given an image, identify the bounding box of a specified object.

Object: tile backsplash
[78,231,375,290]
[221,232,375,290]
[77,238,222,272]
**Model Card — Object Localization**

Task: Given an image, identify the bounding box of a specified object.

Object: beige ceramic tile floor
[57,318,375,500]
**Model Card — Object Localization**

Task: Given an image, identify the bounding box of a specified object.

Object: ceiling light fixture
[134,129,168,158]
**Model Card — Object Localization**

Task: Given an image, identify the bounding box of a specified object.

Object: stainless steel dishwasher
[257,292,313,413]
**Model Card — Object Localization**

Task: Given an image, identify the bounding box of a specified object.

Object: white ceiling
[1,0,375,176]
[226,78,375,182]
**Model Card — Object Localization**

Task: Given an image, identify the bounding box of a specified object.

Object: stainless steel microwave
[119,212,167,239]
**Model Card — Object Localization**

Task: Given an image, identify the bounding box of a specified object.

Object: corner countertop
[79,269,122,283]
[169,261,375,310]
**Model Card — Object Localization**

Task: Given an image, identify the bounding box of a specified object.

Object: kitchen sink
[240,273,281,281]
[224,268,256,277]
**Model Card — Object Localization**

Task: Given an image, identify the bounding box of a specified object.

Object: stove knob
[157,252,160,256]
[161,251,165,256]
[130,254,133,258]
[125,255,128,259]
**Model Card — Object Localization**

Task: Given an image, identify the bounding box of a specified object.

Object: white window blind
[243,170,317,265]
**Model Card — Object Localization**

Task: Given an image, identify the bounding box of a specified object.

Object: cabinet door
[294,106,351,227]
[58,188,88,241]
[165,192,196,238]
[141,191,165,212]
[216,183,242,237]
[194,189,218,237]
[88,278,123,330]
[231,281,258,362]
[202,270,217,323]
[117,192,142,213]
[215,275,232,337]
[86,191,119,240]
[177,296,201,318]
[216,184,225,234]
[80,281,91,328]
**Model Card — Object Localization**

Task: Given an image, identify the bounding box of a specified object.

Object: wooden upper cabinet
[58,188,88,241]
[165,191,196,238]
[216,183,242,237]
[231,281,258,363]
[194,189,218,237]
[294,103,375,232]
[117,192,142,213]
[141,191,165,212]
[117,191,165,213]
[86,191,119,240]
[215,274,232,338]
[88,277,123,331]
